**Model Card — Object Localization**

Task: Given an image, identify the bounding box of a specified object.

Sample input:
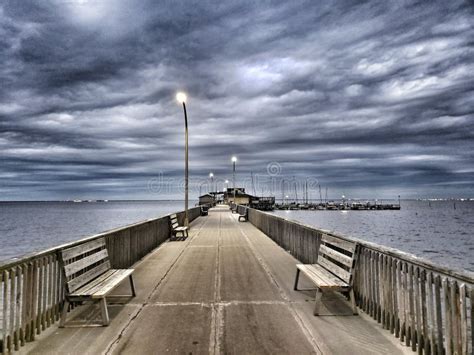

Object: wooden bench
[294,234,358,316]
[200,205,209,216]
[238,209,248,222]
[58,237,136,327]
[170,213,189,239]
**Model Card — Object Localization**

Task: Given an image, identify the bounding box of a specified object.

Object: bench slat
[90,269,134,298]
[297,265,337,287]
[67,261,111,293]
[61,238,106,261]
[319,245,353,268]
[63,249,109,277]
[71,270,119,296]
[297,264,348,289]
[318,256,352,283]
[321,234,355,253]
[304,265,348,288]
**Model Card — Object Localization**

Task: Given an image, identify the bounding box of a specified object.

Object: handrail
[250,208,474,283]
[240,205,473,355]
[0,206,201,354]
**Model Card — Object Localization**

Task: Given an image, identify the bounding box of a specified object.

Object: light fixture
[176,92,187,104]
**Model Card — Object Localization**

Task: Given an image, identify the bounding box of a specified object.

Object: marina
[202,188,401,211]
[274,200,401,211]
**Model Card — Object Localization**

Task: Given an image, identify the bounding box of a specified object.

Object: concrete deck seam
[209,212,223,355]
[188,245,217,248]
[234,214,323,355]
[108,299,307,307]
[144,300,289,307]
[103,216,209,355]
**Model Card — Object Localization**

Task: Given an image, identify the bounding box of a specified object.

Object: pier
[1,206,472,354]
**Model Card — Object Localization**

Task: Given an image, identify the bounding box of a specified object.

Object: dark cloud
[1,0,473,200]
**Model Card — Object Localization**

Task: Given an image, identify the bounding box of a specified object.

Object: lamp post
[199,181,207,198]
[225,180,229,203]
[231,156,237,203]
[176,92,189,227]
[209,172,214,199]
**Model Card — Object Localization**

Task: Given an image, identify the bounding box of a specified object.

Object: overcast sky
[1,0,473,201]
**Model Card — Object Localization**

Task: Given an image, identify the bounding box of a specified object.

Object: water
[272,200,474,273]
[0,201,191,262]
[1,200,473,273]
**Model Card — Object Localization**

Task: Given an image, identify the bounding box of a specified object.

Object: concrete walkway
[21,207,410,354]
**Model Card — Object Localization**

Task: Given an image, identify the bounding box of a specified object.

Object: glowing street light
[176,92,189,226]
[176,92,187,104]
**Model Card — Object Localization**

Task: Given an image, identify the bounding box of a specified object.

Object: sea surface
[272,200,474,273]
[0,201,191,262]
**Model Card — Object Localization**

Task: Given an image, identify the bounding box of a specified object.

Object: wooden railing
[0,207,201,354]
[241,206,473,355]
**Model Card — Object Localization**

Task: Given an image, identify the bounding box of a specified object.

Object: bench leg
[129,275,136,297]
[100,298,110,326]
[293,269,301,291]
[313,289,323,316]
[349,289,358,315]
[59,300,70,328]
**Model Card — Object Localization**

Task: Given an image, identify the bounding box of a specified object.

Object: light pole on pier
[209,172,214,198]
[231,156,237,203]
[176,92,189,227]
[199,181,207,198]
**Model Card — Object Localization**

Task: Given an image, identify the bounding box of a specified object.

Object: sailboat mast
[294,177,298,203]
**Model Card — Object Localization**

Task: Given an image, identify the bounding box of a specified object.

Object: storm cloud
[1,0,473,200]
